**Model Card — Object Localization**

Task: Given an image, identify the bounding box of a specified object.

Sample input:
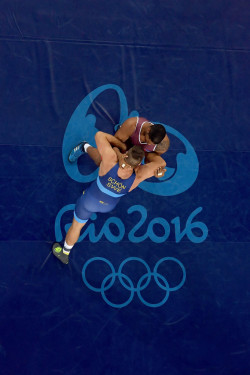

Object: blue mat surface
[0,1,249,374]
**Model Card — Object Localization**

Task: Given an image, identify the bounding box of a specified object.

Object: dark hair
[149,124,166,144]
[127,145,145,167]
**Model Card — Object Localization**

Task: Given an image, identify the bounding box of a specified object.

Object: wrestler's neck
[140,122,151,142]
[117,167,133,180]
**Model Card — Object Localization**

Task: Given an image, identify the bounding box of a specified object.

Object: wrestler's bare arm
[144,152,167,178]
[114,117,137,142]
[129,153,166,191]
[95,131,126,174]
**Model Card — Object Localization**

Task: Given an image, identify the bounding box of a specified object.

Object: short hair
[149,124,166,144]
[126,145,145,167]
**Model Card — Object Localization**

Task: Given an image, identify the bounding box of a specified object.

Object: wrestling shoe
[68,142,88,163]
[52,242,69,264]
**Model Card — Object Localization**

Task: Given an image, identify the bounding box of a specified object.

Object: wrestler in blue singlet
[74,163,136,223]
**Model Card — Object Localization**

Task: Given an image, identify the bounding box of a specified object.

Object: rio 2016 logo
[54,84,208,308]
[55,83,206,245]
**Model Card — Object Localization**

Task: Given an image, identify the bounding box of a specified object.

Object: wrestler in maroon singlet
[130,117,157,152]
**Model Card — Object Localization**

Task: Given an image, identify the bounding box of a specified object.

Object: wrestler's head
[126,145,145,167]
[118,145,144,178]
[146,124,166,145]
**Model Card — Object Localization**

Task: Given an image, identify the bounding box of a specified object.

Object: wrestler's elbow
[154,157,166,168]
[161,159,167,168]
[95,131,104,142]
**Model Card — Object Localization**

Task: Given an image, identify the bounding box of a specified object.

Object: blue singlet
[74,164,136,223]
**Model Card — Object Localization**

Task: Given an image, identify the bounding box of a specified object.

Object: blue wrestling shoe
[68,141,88,163]
[52,242,69,264]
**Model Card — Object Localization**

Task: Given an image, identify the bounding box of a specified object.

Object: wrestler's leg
[65,218,86,246]
[52,193,92,264]
[87,146,101,166]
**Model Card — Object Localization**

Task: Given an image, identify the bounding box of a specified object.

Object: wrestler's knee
[71,218,86,232]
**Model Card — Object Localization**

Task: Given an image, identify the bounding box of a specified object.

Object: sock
[83,143,91,152]
[63,241,73,255]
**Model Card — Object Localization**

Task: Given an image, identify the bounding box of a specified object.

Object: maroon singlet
[130,117,156,152]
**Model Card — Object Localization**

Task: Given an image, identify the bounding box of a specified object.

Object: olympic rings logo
[82,257,186,308]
